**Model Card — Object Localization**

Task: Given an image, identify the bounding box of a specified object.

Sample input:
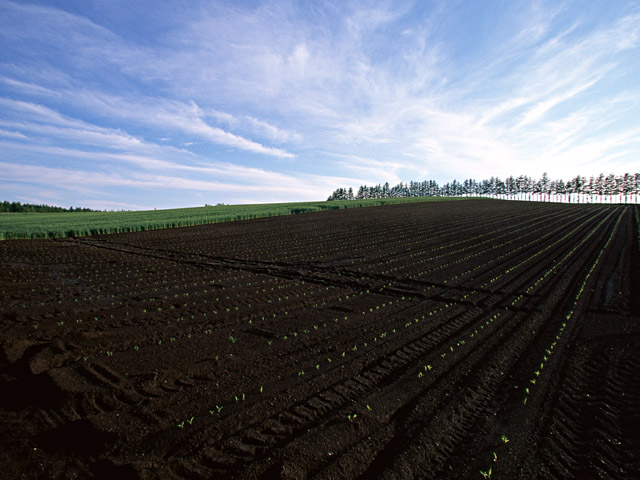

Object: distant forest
[328,172,640,203]
[0,201,96,213]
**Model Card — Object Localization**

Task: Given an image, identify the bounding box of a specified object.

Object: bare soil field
[1,199,639,479]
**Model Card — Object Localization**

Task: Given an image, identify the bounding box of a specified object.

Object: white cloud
[0,128,27,139]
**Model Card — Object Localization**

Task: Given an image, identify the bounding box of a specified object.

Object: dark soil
[1,199,639,479]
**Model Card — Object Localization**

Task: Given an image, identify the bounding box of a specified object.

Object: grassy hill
[0,197,466,239]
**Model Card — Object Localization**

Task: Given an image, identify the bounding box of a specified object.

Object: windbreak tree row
[328,171,640,203]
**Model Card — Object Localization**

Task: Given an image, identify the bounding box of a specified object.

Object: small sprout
[106,351,114,357]
[347,414,357,422]
[501,435,509,444]
[229,335,237,344]
[480,467,492,479]
[259,385,264,393]
[492,452,497,462]
[134,345,139,351]
[177,421,185,428]
[187,416,194,425]
[523,397,528,405]
[366,404,372,412]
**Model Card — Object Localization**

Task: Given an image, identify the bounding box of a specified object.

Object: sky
[1,0,639,210]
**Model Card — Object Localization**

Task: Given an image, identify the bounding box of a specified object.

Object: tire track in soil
[465,207,632,480]
[520,207,640,480]
[336,210,623,479]
[152,209,608,476]
[162,207,621,478]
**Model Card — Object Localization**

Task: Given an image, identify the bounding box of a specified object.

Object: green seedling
[501,435,509,444]
[480,467,492,479]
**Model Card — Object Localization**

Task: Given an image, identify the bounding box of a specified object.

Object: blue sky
[1,0,639,209]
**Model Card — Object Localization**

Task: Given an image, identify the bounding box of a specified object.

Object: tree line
[327,172,640,204]
[0,201,96,213]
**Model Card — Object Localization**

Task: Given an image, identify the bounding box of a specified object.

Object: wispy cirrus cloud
[1,0,639,208]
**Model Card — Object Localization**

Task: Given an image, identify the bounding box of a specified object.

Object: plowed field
[1,199,639,479]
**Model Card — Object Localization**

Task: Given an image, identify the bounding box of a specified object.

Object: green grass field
[0,197,467,240]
